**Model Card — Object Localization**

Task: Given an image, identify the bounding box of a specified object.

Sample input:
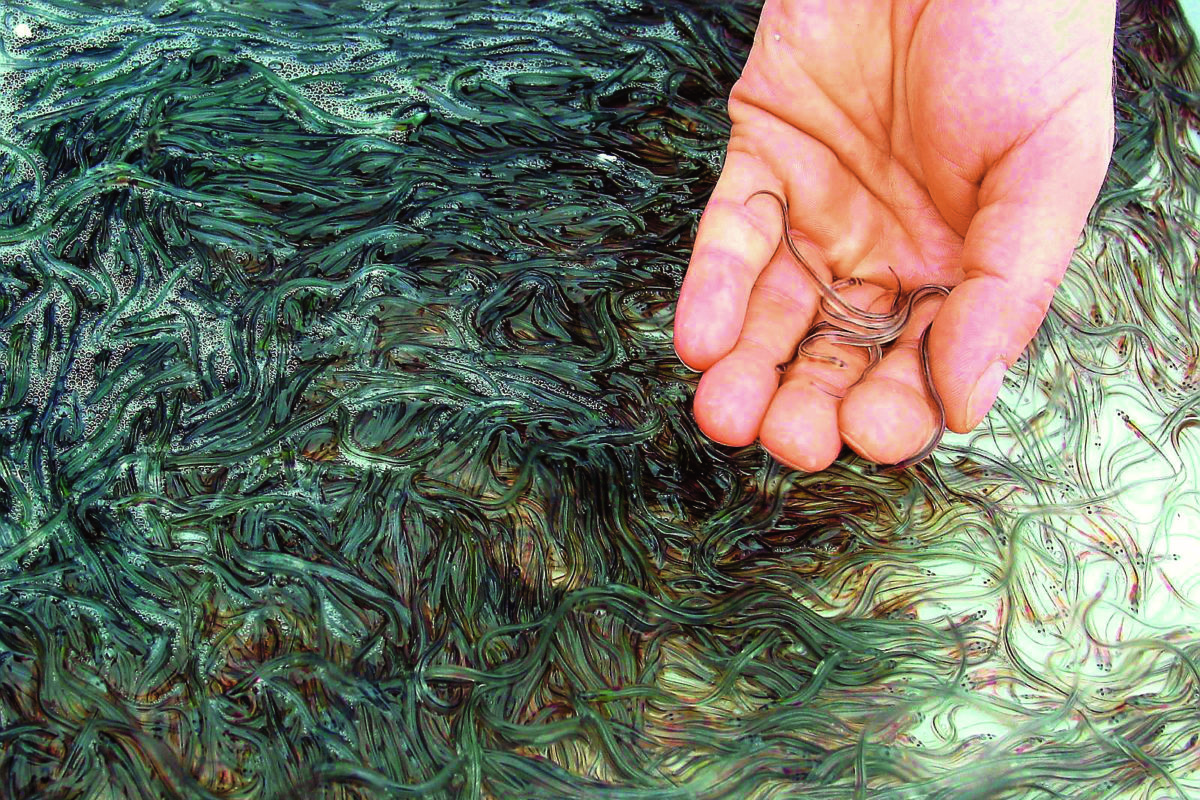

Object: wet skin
[673,0,1116,471]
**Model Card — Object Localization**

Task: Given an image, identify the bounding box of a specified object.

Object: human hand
[673,0,1115,470]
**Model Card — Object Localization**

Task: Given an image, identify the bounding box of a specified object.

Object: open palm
[673,0,1115,470]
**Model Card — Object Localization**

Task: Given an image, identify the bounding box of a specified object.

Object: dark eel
[748,190,950,470]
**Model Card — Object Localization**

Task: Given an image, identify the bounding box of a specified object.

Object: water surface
[1,1,1199,797]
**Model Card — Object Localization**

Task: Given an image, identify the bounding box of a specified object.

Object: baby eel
[747,189,951,470]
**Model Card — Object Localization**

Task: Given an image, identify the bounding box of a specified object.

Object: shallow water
[0,1,1198,798]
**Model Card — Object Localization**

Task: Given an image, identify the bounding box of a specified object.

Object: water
[0,1,1199,798]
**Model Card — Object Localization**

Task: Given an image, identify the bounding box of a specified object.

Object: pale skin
[673,0,1116,471]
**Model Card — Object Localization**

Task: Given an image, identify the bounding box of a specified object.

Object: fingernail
[967,360,1008,426]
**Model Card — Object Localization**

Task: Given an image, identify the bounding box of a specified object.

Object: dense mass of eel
[1,1,1199,798]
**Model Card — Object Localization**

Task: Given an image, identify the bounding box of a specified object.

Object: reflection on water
[0,1,1197,797]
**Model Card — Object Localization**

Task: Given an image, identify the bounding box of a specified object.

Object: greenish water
[0,1,1198,798]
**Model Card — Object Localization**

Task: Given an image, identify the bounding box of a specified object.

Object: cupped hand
[673,0,1115,470]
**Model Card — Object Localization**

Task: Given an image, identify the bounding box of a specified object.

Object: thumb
[929,104,1113,434]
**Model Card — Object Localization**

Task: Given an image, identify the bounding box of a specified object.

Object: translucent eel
[747,190,952,469]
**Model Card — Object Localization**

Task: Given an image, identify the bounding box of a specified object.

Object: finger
[759,282,890,472]
[692,240,825,447]
[840,293,945,465]
[737,233,827,363]
[927,101,1113,433]
[673,151,784,371]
